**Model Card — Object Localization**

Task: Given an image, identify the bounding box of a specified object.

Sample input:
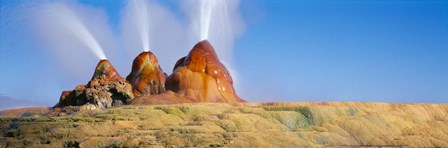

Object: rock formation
[54,41,245,108]
[55,60,134,110]
[165,40,246,103]
[126,51,167,97]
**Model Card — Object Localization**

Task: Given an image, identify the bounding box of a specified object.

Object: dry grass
[1,102,447,147]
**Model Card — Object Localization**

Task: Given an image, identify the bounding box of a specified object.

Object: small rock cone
[55,60,134,110]
[126,51,167,97]
[91,59,122,80]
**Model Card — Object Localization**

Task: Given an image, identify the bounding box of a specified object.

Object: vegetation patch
[263,106,315,127]
[1,103,448,147]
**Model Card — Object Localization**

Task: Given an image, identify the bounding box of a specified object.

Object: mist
[120,0,245,74]
[120,0,187,72]
[180,0,245,91]
[30,1,118,81]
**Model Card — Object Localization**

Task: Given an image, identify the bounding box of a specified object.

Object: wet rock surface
[166,40,246,103]
[126,51,166,97]
[55,60,134,110]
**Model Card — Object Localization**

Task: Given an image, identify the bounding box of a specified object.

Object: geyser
[199,0,217,40]
[54,41,245,108]
[39,3,108,59]
[127,51,167,97]
[166,40,245,103]
[126,0,151,51]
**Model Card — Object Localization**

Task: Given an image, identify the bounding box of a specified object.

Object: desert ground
[1,102,447,147]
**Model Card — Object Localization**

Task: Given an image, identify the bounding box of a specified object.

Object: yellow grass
[1,102,447,147]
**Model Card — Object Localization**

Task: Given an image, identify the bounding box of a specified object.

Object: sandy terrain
[1,102,447,147]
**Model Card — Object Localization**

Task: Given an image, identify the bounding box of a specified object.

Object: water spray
[44,3,108,60]
[129,0,151,52]
[199,0,217,41]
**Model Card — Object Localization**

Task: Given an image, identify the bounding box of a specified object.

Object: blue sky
[0,0,447,109]
[236,0,448,102]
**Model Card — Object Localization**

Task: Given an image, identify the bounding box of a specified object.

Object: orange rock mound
[126,51,167,97]
[165,40,246,103]
[91,59,122,80]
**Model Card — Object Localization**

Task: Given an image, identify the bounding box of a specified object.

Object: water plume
[199,0,217,40]
[181,0,245,92]
[120,0,186,72]
[125,0,151,52]
[35,2,107,60]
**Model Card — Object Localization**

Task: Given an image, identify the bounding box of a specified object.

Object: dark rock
[55,60,134,110]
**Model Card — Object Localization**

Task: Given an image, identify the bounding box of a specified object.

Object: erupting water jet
[127,0,151,52]
[199,0,217,40]
[40,3,108,59]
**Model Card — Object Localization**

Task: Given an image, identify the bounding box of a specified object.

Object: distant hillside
[0,94,50,111]
[0,95,30,111]
[1,102,447,147]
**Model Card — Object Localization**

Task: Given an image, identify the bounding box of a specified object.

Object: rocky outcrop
[55,60,134,110]
[126,51,166,97]
[165,40,245,103]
